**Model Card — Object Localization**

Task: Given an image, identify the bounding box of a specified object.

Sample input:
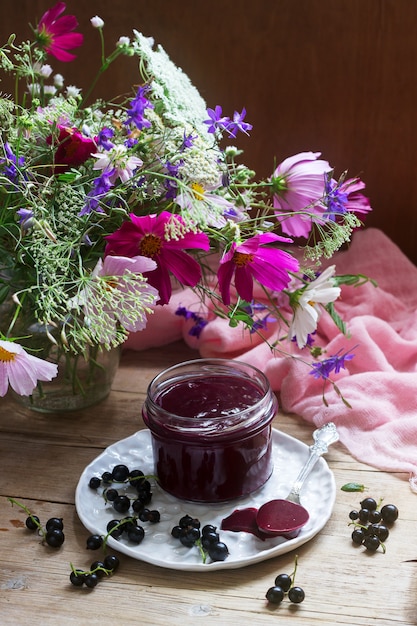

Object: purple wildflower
[324,176,349,221]
[79,170,114,216]
[175,306,208,338]
[203,105,231,134]
[1,142,25,184]
[225,108,253,138]
[163,161,181,199]
[309,347,356,380]
[16,208,34,230]
[124,85,154,130]
[180,131,196,151]
[97,127,115,151]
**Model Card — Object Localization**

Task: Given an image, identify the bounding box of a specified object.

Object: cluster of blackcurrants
[25,514,65,548]
[89,464,157,519]
[69,554,120,589]
[265,556,305,605]
[171,515,229,563]
[349,497,399,552]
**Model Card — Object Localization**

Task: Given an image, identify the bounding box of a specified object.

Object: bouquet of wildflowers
[0,2,372,400]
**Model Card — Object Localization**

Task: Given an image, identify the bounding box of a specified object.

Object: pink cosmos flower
[36,2,83,62]
[271,151,332,238]
[0,339,58,397]
[105,212,211,305]
[47,126,96,169]
[340,177,372,217]
[217,232,300,306]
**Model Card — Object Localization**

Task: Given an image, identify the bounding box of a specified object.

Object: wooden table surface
[1,341,416,626]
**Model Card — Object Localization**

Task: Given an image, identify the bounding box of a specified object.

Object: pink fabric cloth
[126,228,417,490]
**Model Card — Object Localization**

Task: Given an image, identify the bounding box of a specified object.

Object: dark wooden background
[2,0,417,262]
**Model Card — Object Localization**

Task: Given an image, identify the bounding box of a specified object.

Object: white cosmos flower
[289,265,341,349]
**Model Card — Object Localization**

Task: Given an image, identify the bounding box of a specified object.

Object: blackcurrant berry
[368,509,382,523]
[147,510,160,523]
[358,508,370,523]
[86,534,103,550]
[375,524,389,542]
[201,524,217,536]
[201,530,219,549]
[180,526,200,547]
[101,471,113,484]
[88,476,101,490]
[266,585,285,604]
[348,510,359,520]
[363,534,380,551]
[69,570,85,587]
[179,514,194,528]
[207,541,229,562]
[113,495,131,514]
[360,497,377,511]
[171,525,182,539]
[106,519,123,539]
[288,586,305,603]
[90,560,106,578]
[45,528,65,547]
[139,508,150,523]
[132,500,145,515]
[129,469,144,486]
[380,504,399,524]
[274,573,292,592]
[135,489,152,505]
[84,573,99,588]
[112,464,130,482]
[127,525,145,544]
[103,554,120,571]
[25,515,40,531]
[104,488,118,502]
[46,517,63,531]
[351,528,366,545]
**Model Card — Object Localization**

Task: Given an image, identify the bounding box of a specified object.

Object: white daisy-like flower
[289,264,341,348]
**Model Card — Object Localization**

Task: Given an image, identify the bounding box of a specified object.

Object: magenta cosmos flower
[271,151,332,238]
[105,212,210,305]
[217,232,300,306]
[36,2,83,62]
[0,339,58,397]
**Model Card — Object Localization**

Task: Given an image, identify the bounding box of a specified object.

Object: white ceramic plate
[75,428,336,571]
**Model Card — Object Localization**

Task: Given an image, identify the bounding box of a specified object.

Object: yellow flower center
[191,182,205,200]
[0,345,16,362]
[233,251,254,267]
[139,234,162,258]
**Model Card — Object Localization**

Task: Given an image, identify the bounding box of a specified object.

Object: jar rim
[143,358,277,434]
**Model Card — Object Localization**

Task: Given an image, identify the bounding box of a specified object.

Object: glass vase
[10,320,121,413]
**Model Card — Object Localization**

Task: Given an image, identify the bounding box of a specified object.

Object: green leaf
[341,482,366,492]
[325,302,348,335]
[333,273,378,288]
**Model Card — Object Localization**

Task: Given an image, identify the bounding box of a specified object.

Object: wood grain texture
[1,342,416,626]
[1,1,417,262]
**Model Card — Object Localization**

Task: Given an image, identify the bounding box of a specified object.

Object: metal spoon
[284,422,339,504]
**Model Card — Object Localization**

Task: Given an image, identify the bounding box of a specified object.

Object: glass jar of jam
[142,358,277,502]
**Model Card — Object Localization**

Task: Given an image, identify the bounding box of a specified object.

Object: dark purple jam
[142,367,277,503]
[157,375,264,419]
